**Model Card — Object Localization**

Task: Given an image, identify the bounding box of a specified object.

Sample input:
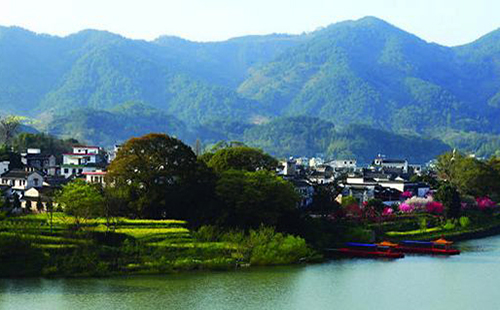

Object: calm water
[2,236,500,310]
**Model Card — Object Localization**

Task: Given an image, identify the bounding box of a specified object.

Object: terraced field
[0,213,242,276]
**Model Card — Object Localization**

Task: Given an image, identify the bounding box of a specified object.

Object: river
[1,235,500,310]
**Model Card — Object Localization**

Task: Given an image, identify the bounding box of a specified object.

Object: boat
[326,242,405,259]
[379,238,460,255]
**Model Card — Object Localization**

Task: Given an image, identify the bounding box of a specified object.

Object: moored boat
[379,238,460,255]
[326,242,405,259]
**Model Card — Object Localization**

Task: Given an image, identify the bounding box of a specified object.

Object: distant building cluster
[277,154,430,209]
[0,144,121,213]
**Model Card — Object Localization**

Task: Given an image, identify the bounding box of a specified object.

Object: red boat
[380,239,460,255]
[327,242,405,259]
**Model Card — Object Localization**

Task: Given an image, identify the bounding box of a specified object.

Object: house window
[64,168,69,174]
[34,179,39,187]
[79,169,83,174]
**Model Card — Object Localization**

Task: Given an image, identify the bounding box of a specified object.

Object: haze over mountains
[2,16,500,162]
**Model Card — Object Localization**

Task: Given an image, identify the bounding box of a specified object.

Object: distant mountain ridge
[1,17,500,160]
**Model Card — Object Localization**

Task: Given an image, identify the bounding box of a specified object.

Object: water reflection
[3,236,500,310]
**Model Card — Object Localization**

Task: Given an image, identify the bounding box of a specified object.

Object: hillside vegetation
[2,16,500,159]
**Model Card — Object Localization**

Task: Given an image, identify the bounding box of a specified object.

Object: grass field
[0,213,313,277]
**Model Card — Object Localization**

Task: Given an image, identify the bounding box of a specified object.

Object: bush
[0,235,46,277]
[344,227,373,243]
[193,225,220,242]
[443,219,456,230]
[459,216,471,228]
[249,229,311,266]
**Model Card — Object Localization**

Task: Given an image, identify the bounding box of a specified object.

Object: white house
[372,156,409,173]
[62,145,105,178]
[83,171,107,185]
[327,159,357,169]
[0,168,44,191]
[23,187,56,211]
[21,149,58,176]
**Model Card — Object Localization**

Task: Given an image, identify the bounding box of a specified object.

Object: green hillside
[1,17,500,158]
[243,116,449,163]
[238,17,493,135]
[40,102,193,146]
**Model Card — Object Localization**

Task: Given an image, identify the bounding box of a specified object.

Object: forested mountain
[239,17,499,134]
[243,116,449,163]
[2,17,500,161]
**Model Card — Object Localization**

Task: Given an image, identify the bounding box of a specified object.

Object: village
[0,141,431,214]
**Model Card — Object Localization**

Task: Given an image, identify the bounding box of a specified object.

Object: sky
[0,0,499,46]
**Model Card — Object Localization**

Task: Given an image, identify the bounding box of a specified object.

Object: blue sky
[0,0,499,46]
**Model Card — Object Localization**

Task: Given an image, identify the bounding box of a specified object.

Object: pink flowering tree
[399,203,414,213]
[476,197,497,211]
[403,196,432,213]
[401,191,413,199]
[382,207,394,216]
[426,201,444,214]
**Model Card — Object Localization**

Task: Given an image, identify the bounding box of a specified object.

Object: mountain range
[1,16,500,162]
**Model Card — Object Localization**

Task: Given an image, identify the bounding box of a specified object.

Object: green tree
[25,200,32,212]
[55,179,104,227]
[11,133,77,156]
[36,197,44,212]
[46,200,54,234]
[436,151,498,197]
[435,183,461,219]
[215,170,299,229]
[309,183,341,216]
[207,146,278,174]
[0,116,20,146]
[12,194,21,211]
[106,133,215,220]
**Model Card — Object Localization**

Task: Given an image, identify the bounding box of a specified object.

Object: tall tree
[106,133,215,220]
[435,183,461,219]
[0,116,21,146]
[193,138,202,157]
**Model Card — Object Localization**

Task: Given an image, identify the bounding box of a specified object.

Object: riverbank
[0,214,317,278]
[377,212,500,243]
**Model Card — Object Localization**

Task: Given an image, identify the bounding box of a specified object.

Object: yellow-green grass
[0,231,89,245]
[112,227,190,239]
[150,241,238,250]
[386,227,443,236]
[18,214,186,227]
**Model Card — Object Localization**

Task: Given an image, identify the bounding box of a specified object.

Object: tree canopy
[106,133,215,220]
[55,179,104,225]
[214,169,299,229]
[206,146,278,173]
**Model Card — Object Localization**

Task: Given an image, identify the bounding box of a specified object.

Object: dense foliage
[11,132,77,155]
[106,133,214,221]
[214,170,299,229]
[206,146,279,173]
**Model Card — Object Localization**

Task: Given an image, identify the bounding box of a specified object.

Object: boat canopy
[401,240,433,246]
[433,238,453,245]
[345,242,377,248]
[378,241,398,247]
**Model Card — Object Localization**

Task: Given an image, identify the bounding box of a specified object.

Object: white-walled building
[21,148,58,176]
[0,161,9,174]
[83,171,107,185]
[327,159,357,169]
[0,169,44,191]
[62,145,105,178]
